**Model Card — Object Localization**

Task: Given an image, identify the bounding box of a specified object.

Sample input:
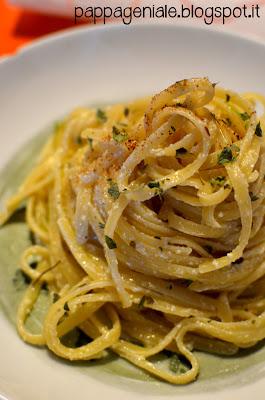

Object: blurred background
[0,0,265,56]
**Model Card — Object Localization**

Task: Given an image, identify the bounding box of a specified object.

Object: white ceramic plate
[1,24,265,400]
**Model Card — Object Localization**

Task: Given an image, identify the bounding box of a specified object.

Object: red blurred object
[0,0,85,56]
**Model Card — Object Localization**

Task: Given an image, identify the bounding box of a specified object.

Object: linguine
[1,77,265,384]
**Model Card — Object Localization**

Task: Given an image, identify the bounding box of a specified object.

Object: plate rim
[1,21,265,67]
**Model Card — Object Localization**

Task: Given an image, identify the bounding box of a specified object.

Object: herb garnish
[218,147,233,165]
[148,181,160,189]
[107,180,120,200]
[99,222,105,229]
[176,148,187,157]
[112,126,128,143]
[209,176,226,188]
[218,145,239,165]
[255,122,263,137]
[226,94,230,102]
[250,192,259,201]
[64,302,70,312]
[239,112,250,121]
[96,108,107,122]
[105,235,117,249]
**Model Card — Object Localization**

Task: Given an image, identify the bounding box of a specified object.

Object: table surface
[0,0,81,56]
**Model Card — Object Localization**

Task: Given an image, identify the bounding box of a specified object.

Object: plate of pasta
[1,23,265,400]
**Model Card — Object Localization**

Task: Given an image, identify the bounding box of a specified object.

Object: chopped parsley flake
[209,176,226,188]
[105,235,117,249]
[64,302,70,312]
[255,122,263,137]
[96,108,107,122]
[176,148,187,157]
[107,180,120,200]
[99,222,105,229]
[239,112,250,121]
[112,126,128,143]
[218,147,233,164]
[148,181,160,189]
[218,145,239,165]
